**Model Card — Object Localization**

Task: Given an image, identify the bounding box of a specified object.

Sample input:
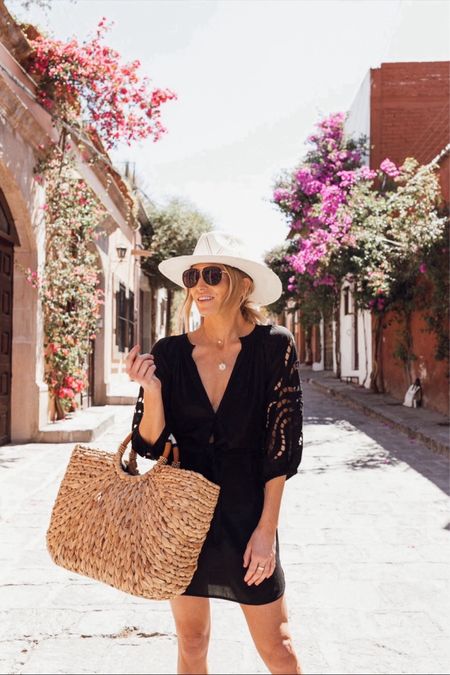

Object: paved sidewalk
[302,365,449,456]
[1,385,449,674]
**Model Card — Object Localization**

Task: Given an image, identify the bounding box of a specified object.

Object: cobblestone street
[1,382,449,674]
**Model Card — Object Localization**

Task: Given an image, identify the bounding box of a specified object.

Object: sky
[7,0,450,261]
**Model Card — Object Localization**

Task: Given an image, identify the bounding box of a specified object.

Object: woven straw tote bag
[46,431,220,600]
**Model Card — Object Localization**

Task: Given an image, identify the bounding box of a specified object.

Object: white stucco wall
[312,316,325,371]
[339,282,372,388]
[344,69,371,162]
[341,71,373,387]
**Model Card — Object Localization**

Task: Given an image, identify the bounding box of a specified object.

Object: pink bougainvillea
[271,112,446,319]
[18,143,107,418]
[273,112,370,279]
[380,158,400,178]
[18,18,180,420]
[27,18,177,149]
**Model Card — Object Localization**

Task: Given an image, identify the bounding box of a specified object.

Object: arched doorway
[0,190,19,444]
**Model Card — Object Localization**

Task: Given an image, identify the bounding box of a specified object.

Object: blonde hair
[177,264,266,333]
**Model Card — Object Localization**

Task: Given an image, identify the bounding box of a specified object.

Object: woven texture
[46,432,221,600]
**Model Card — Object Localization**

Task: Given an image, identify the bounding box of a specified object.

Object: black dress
[130,323,304,605]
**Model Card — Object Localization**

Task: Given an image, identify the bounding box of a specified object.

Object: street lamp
[116,246,127,261]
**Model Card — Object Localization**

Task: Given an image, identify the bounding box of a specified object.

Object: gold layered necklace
[216,339,226,371]
[202,326,250,371]
[203,333,234,371]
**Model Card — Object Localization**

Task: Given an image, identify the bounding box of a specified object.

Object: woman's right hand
[125,344,161,393]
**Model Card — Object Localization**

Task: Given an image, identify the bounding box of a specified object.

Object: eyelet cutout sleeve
[263,330,303,483]
[130,339,171,460]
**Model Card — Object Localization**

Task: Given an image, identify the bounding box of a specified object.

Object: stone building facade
[0,4,166,444]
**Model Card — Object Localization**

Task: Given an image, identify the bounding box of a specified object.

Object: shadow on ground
[303,382,449,497]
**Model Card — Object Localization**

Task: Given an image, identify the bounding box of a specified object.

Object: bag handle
[115,432,180,478]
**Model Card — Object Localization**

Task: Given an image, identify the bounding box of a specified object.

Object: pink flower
[337,170,357,188]
[380,158,400,178]
[56,387,75,399]
[419,263,427,273]
[358,166,377,181]
[72,379,85,393]
[295,169,322,196]
[273,188,291,203]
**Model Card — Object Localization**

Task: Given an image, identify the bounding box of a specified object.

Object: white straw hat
[158,231,282,306]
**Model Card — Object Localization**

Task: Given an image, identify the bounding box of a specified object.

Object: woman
[125,231,304,674]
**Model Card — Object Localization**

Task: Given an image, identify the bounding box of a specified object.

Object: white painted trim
[339,280,372,388]
[312,315,325,371]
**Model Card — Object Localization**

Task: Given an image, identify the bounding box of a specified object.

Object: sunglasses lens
[182,266,225,287]
[182,269,199,288]
[203,267,223,285]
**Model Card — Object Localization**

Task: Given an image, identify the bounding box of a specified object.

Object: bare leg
[169,595,211,674]
[240,594,303,674]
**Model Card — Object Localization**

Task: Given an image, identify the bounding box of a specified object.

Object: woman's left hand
[243,525,277,586]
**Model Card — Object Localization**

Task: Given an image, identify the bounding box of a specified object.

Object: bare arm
[243,475,286,586]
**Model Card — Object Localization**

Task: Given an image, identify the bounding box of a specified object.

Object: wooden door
[0,238,13,444]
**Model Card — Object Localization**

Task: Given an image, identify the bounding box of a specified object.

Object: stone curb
[306,376,449,458]
[35,408,117,443]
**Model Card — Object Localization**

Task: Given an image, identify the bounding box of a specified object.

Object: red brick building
[352,61,449,414]
[370,62,450,413]
[370,61,449,202]
[284,61,449,415]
